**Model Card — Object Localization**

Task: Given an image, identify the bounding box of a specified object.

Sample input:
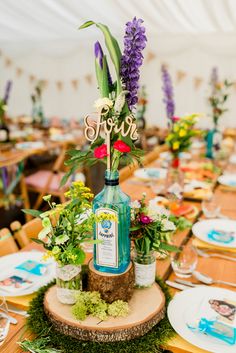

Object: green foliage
[24,278,175,353]
[169,215,192,232]
[107,300,129,318]
[72,291,129,321]
[208,79,233,126]
[23,181,95,266]
[165,114,202,156]
[18,337,62,353]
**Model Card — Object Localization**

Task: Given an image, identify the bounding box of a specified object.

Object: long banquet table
[1,158,236,353]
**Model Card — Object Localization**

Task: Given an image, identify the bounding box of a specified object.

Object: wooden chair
[0,228,19,256]
[143,145,168,166]
[25,144,72,209]
[0,151,31,221]
[10,218,43,248]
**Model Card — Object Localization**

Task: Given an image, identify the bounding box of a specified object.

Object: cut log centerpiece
[44,282,166,342]
[87,260,135,303]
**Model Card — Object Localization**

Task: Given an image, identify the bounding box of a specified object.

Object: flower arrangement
[24,181,94,266]
[23,181,115,266]
[31,81,44,124]
[165,114,201,159]
[0,80,12,121]
[161,65,175,123]
[208,67,232,128]
[130,194,177,257]
[63,18,147,183]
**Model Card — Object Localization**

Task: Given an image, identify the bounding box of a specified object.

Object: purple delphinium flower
[94,41,113,87]
[120,17,147,111]
[161,65,175,122]
[3,80,12,104]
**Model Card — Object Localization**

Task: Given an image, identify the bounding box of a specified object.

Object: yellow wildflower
[173,125,179,132]
[179,129,187,137]
[172,141,180,150]
[73,181,85,187]
[42,251,52,261]
[81,192,94,199]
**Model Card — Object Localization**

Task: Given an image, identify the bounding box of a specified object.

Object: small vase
[206,126,222,159]
[56,264,82,304]
[93,170,131,274]
[133,250,156,287]
[165,157,184,206]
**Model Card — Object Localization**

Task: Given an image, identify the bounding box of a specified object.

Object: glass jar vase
[165,157,184,207]
[56,264,82,304]
[133,250,156,287]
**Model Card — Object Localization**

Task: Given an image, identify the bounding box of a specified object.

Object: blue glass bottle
[93,170,131,274]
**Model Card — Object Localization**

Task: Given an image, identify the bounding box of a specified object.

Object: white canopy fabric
[1,0,236,127]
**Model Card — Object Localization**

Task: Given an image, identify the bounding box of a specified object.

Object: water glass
[170,243,198,278]
[201,195,221,218]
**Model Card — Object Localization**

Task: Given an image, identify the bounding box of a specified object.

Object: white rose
[161,219,176,232]
[131,200,141,209]
[94,98,113,111]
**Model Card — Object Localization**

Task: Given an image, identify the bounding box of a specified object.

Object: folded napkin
[193,238,236,254]
[1,293,35,310]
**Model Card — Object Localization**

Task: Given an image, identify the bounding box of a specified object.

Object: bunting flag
[1,47,236,93]
[5,57,12,67]
[146,51,156,64]
[194,77,203,90]
[56,80,63,91]
[176,70,187,83]
[29,74,36,83]
[71,79,79,90]
[16,67,23,77]
[85,74,92,85]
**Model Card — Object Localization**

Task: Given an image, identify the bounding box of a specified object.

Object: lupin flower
[120,17,147,110]
[94,41,113,87]
[161,65,175,122]
[3,80,12,104]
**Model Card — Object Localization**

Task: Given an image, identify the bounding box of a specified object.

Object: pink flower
[94,144,108,159]
[113,140,131,153]
[140,214,152,224]
[171,116,180,122]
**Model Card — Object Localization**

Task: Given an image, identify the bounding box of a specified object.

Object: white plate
[229,155,236,165]
[168,286,236,353]
[218,175,236,187]
[192,219,236,249]
[15,141,44,150]
[134,168,167,180]
[0,251,55,297]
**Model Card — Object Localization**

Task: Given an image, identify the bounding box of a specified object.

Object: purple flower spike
[94,41,113,86]
[120,17,147,111]
[3,80,12,104]
[161,65,175,121]
[94,41,103,68]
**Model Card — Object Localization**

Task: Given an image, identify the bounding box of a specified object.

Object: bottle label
[96,207,118,268]
[0,130,7,141]
[134,261,156,286]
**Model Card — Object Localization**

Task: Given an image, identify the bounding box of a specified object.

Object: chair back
[10,221,30,248]
[0,228,19,256]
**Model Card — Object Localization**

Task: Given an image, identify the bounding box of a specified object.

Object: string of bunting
[1,48,236,92]
[145,50,236,91]
[0,49,94,91]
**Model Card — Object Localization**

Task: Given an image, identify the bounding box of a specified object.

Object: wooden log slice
[87,260,135,303]
[44,283,165,342]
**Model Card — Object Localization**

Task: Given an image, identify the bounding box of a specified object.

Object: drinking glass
[201,195,221,218]
[170,242,198,278]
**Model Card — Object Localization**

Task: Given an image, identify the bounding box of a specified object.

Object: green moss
[25,277,175,353]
